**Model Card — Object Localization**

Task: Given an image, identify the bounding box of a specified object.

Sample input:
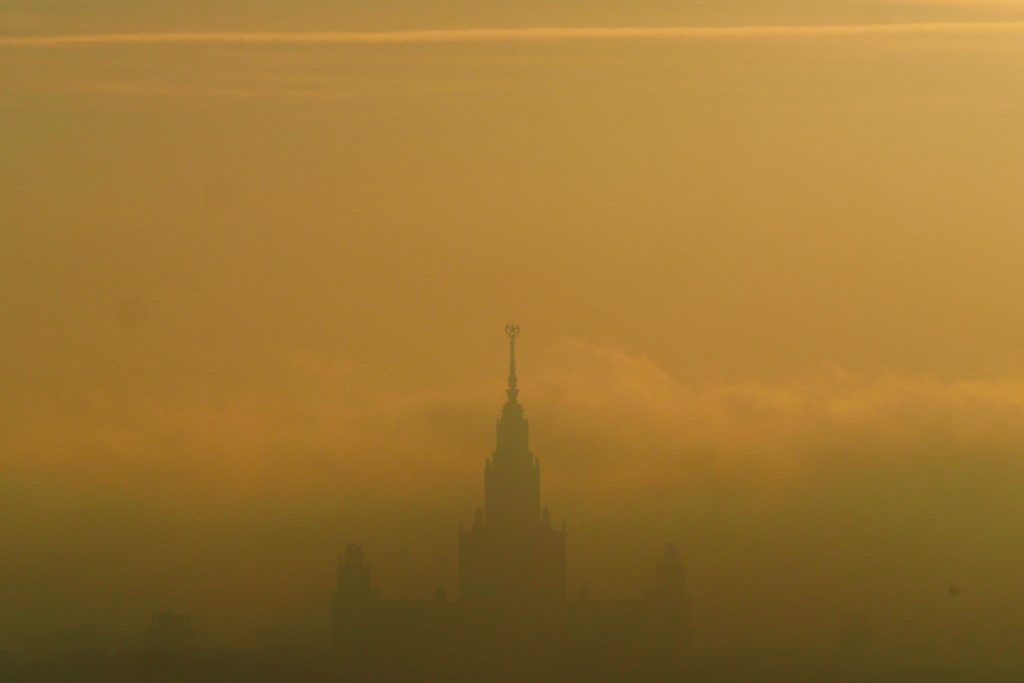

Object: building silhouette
[331,325,690,678]
[459,323,566,607]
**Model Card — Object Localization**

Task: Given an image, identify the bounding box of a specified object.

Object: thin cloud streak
[3,22,1024,48]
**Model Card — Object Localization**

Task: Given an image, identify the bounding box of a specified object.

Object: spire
[504,322,520,404]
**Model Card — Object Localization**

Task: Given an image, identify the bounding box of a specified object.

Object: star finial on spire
[505,321,520,404]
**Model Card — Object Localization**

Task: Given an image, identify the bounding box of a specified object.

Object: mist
[3,0,1024,678]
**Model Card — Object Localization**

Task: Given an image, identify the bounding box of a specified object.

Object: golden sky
[2,0,1024,653]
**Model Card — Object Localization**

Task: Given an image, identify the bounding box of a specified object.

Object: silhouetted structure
[459,323,566,607]
[331,325,690,678]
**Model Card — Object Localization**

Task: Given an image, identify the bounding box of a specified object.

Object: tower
[331,543,380,651]
[458,324,566,606]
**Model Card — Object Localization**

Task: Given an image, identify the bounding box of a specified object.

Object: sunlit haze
[3,1,1024,672]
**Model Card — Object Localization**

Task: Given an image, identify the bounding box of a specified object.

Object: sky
[3,0,1024,655]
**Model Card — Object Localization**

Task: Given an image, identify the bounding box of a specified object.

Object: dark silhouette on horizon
[330,324,691,679]
[5,327,1023,682]
[458,322,566,606]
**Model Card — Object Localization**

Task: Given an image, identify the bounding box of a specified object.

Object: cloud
[524,341,1024,490]
[2,22,1024,48]
[7,339,1024,502]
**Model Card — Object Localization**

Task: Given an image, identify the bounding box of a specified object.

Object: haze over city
[3,1,1024,677]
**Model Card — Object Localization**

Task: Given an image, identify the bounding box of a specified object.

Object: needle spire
[504,321,520,404]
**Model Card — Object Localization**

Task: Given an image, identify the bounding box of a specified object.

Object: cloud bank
[8,340,1024,499]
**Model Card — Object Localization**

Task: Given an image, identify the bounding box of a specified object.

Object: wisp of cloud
[2,22,1024,48]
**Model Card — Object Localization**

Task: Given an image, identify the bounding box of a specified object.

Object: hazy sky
[3,0,1024,653]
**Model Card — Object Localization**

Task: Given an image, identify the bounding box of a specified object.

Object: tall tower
[458,324,566,606]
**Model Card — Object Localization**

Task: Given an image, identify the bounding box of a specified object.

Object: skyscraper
[331,325,689,677]
[458,323,566,606]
